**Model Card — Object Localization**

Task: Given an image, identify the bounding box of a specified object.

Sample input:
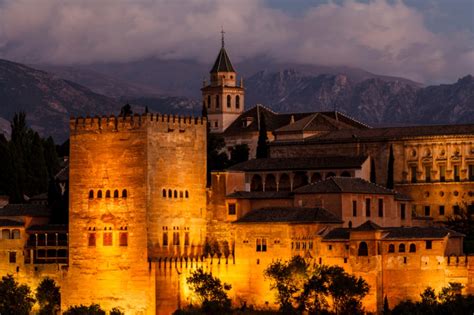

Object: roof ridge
[330,177,343,192]
[333,111,372,129]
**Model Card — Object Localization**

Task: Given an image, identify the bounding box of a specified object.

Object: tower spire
[221,27,225,48]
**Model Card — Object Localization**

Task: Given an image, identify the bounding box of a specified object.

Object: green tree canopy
[0,274,35,315]
[256,110,268,159]
[36,277,60,315]
[63,304,106,315]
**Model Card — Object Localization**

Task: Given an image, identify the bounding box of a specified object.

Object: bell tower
[201,30,244,133]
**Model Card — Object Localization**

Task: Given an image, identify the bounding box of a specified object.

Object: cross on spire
[221,27,225,48]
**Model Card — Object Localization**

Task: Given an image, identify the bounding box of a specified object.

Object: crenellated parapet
[70,113,207,133]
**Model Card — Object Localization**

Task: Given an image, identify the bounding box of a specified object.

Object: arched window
[215,95,220,109]
[388,244,395,253]
[293,172,308,189]
[326,172,336,179]
[174,190,178,198]
[2,229,10,240]
[122,189,127,198]
[358,242,368,256]
[168,189,172,198]
[11,229,20,239]
[279,173,291,191]
[348,221,353,228]
[311,173,322,183]
[399,244,406,253]
[97,190,103,198]
[185,191,189,198]
[227,95,231,108]
[88,190,94,199]
[236,95,240,109]
[207,95,211,108]
[341,171,351,177]
[162,189,167,198]
[250,175,263,192]
[265,174,277,191]
[114,190,119,198]
[106,190,111,198]
[180,191,183,198]
[409,243,416,253]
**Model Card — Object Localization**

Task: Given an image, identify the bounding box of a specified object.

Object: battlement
[70,113,207,132]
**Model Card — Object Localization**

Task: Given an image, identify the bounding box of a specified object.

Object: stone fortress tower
[201,30,245,133]
[63,114,207,314]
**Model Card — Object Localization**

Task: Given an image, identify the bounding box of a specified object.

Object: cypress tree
[256,111,268,159]
[370,157,376,183]
[387,145,394,189]
[383,295,390,314]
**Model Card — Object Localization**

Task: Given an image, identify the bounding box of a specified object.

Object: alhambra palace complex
[1,42,474,314]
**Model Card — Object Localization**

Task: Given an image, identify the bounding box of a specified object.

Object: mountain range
[0,58,473,142]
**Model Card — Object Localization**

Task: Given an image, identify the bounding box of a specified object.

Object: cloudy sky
[0,0,473,83]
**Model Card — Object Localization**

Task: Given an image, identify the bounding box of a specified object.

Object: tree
[383,295,391,315]
[110,307,125,315]
[229,144,249,166]
[36,277,60,315]
[0,274,35,315]
[386,145,394,189]
[438,282,464,304]
[63,304,105,315]
[326,266,369,314]
[370,157,376,183]
[256,110,268,159]
[119,104,133,117]
[186,267,232,313]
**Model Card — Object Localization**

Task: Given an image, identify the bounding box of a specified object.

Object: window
[424,206,431,217]
[309,241,313,249]
[365,198,371,217]
[401,203,406,220]
[2,229,10,240]
[11,229,20,239]
[328,245,332,250]
[236,95,240,109]
[114,190,119,198]
[348,221,352,228]
[162,230,168,246]
[185,191,189,198]
[103,232,113,246]
[409,243,416,253]
[439,205,445,216]
[228,203,236,215]
[388,244,395,253]
[215,95,220,109]
[97,190,103,198]
[256,238,267,252]
[399,244,406,253]
[106,190,111,198]
[469,165,474,181]
[411,166,417,183]
[119,232,128,246]
[122,189,127,198]
[207,95,211,108]
[173,190,177,198]
[173,232,180,246]
[89,190,94,199]
[168,189,172,198]
[214,121,218,128]
[162,189,167,198]
[426,240,432,249]
[227,95,231,108]
[440,165,446,182]
[378,199,384,217]
[184,232,190,246]
[352,200,357,217]
[87,233,96,246]
[358,242,368,256]
[454,165,460,181]
[9,252,16,264]
[453,205,460,215]
[425,166,431,182]
[179,191,183,198]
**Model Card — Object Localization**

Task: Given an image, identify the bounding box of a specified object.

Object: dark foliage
[0,274,35,315]
[256,111,268,159]
[370,157,376,183]
[119,103,133,117]
[36,277,61,315]
[229,144,249,166]
[63,304,106,315]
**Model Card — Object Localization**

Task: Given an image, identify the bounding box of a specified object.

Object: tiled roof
[27,224,68,233]
[294,177,396,195]
[274,113,357,133]
[0,219,24,227]
[210,48,235,73]
[226,191,293,199]
[322,228,351,241]
[383,227,464,239]
[0,204,50,217]
[234,207,342,224]
[228,156,368,172]
[395,193,412,201]
[353,220,381,231]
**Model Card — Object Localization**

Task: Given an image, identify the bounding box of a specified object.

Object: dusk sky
[0,0,473,83]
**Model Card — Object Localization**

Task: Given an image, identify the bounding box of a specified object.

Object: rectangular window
[439,205,445,216]
[309,241,313,249]
[173,232,180,246]
[424,206,431,217]
[425,166,431,182]
[256,239,261,252]
[88,233,96,247]
[328,245,332,250]
[378,199,384,217]
[411,166,417,183]
[103,232,113,246]
[184,232,190,246]
[454,165,460,181]
[262,239,267,252]
[401,203,406,220]
[352,200,357,217]
[9,252,16,264]
[228,203,236,215]
[162,232,168,246]
[469,165,474,181]
[365,198,371,217]
[426,240,432,249]
[440,165,446,182]
[296,242,300,250]
[453,205,461,215]
[119,232,128,246]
